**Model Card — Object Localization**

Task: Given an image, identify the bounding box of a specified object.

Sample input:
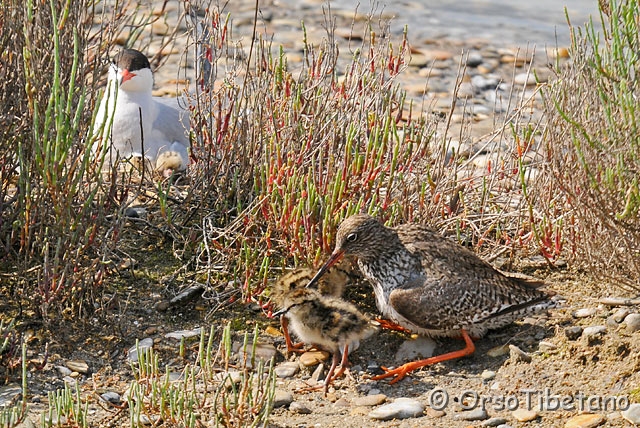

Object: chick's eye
[346,233,357,243]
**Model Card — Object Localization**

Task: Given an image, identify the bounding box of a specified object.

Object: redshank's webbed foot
[286,342,307,355]
[371,330,476,384]
[374,318,412,334]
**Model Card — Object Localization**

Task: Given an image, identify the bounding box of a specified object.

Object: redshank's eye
[346,233,357,243]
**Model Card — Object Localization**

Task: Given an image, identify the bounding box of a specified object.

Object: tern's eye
[346,233,357,243]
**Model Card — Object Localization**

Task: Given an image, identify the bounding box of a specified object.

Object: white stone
[368,397,425,420]
[394,337,437,363]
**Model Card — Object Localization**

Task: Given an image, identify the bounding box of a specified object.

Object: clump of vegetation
[538,0,640,290]
[42,324,275,427]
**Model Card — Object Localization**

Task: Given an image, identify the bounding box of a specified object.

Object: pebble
[368,398,425,421]
[56,365,73,376]
[233,341,277,365]
[481,370,496,381]
[621,403,640,425]
[64,359,89,374]
[564,326,583,340]
[512,408,539,422]
[128,338,154,362]
[273,390,294,408]
[509,344,532,363]
[454,408,488,421]
[573,308,598,318]
[624,313,640,332]
[538,341,558,352]
[598,297,640,306]
[564,413,605,428]
[299,350,330,366]
[353,394,387,407]
[0,384,22,407]
[487,344,510,357]
[582,325,607,340]
[289,401,312,414]
[394,336,436,362]
[426,408,446,418]
[100,392,122,405]
[310,363,325,383]
[611,308,630,323]
[165,328,203,340]
[483,417,508,427]
[466,51,484,67]
[513,72,536,86]
[275,361,300,378]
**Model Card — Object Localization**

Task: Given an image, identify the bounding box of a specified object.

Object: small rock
[582,325,607,340]
[100,392,122,405]
[273,390,294,408]
[394,337,436,362]
[310,363,325,383]
[564,413,605,428]
[466,51,484,67]
[509,344,532,363]
[496,425,514,428]
[213,370,242,387]
[574,308,598,318]
[56,365,73,377]
[334,398,350,407]
[538,341,558,352]
[487,345,510,357]
[234,341,277,364]
[165,328,203,340]
[299,350,330,367]
[289,401,312,414]
[368,397,425,421]
[564,326,583,340]
[124,207,146,218]
[65,360,89,374]
[481,370,496,381]
[426,407,446,418]
[264,326,282,336]
[0,384,22,407]
[612,308,631,323]
[512,408,539,422]
[454,407,488,421]
[62,376,77,386]
[353,394,387,407]
[275,361,299,378]
[624,313,640,332]
[483,417,508,427]
[598,297,640,306]
[514,72,537,86]
[621,402,640,425]
[128,338,154,362]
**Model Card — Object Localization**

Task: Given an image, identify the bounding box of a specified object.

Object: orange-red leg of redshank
[372,329,476,384]
[280,315,306,354]
[323,343,350,395]
[375,318,413,334]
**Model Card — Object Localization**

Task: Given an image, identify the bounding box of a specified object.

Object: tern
[93,49,190,175]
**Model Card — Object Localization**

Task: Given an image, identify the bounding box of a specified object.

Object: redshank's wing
[391,225,551,330]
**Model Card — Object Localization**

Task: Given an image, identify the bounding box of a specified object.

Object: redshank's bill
[273,282,376,394]
[307,214,555,383]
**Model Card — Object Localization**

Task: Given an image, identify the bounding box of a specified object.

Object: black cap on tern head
[113,49,151,72]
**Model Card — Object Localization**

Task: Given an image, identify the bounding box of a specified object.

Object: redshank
[273,277,376,394]
[271,268,349,353]
[307,214,555,383]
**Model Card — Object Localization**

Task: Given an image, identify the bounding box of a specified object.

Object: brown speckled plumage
[272,268,375,393]
[307,214,555,383]
[313,214,554,338]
